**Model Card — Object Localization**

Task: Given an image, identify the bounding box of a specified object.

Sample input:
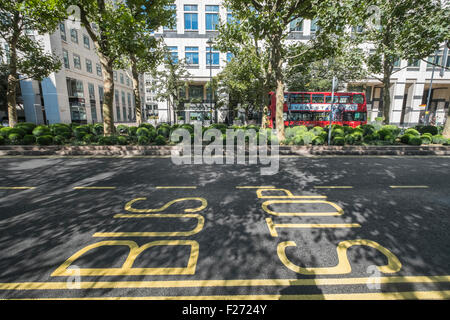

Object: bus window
[314,112,329,121]
[298,112,312,121]
[339,96,350,103]
[352,94,364,104]
[301,94,311,103]
[312,94,324,103]
[343,112,367,121]
[284,94,289,102]
[325,96,339,103]
[291,94,302,103]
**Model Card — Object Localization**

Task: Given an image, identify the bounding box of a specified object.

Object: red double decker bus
[267,91,367,128]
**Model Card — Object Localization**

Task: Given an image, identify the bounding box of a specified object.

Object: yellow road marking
[1,275,450,290]
[265,218,360,237]
[262,200,344,216]
[73,187,116,190]
[156,186,197,189]
[236,186,276,189]
[314,186,353,189]
[2,290,450,300]
[389,186,429,189]
[257,188,327,199]
[0,187,36,190]
[125,197,207,213]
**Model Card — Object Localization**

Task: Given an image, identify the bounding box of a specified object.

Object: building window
[126,76,130,87]
[290,18,303,32]
[70,29,78,43]
[164,4,177,31]
[88,83,97,122]
[167,46,178,63]
[185,46,199,65]
[60,23,66,41]
[114,71,117,81]
[83,35,90,49]
[98,86,104,121]
[189,85,203,99]
[393,57,401,68]
[63,49,70,68]
[73,54,81,69]
[310,18,319,32]
[66,78,84,98]
[206,48,219,66]
[85,59,92,73]
[205,5,219,31]
[127,92,132,107]
[226,52,233,62]
[427,54,443,68]
[407,59,420,68]
[184,5,198,31]
[96,63,102,76]
[115,90,120,121]
[120,73,124,84]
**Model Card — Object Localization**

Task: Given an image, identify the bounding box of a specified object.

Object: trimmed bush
[140,123,155,131]
[98,136,117,145]
[364,132,380,142]
[0,127,13,138]
[293,135,304,145]
[421,136,432,145]
[137,135,150,145]
[136,127,151,137]
[404,128,420,137]
[32,125,51,137]
[181,124,194,134]
[36,135,53,145]
[312,136,325,145]
[156,126,170,138]
[154,135,166,145]
[117,136,128,145]
[384,134,395,143]
[444,139,450,146]
[0,136,4,145]
[285,127,297,139]
[352,131,364,142]
[408,136,422,145]
[82,134,96,144]
[50,124,72,139]
[432,135,447,144]
[331,128,345,138]
[344,134,356,145]
[380,125,401,137]
[73,125,90,139]
[128,126,138,136]
[332,136,345,146]
[361,124,376,136]
[311,126,324,136]
[92,123,104,135]
[400,134,413,144]
[301,132,316,145]
[15,122,36,134]
[343,126,355,134]
[7,127,26,138]
[415,125,438,135]
[422,132,432,139]
[22,135,36,145]
[53,135,66,145]
[116,125,129,135]
[8,133,22,144]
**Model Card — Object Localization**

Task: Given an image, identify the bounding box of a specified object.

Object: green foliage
[98,136,117,146]
[311,126,324,136]
[117,136,128,145]
[415,125,439,135]
[137,135,150,145]
[344,134,355,145]
[32,125,51,137]
[50,124,72,139]
[73,125,90,140]
[128,126,138,136]
[7,127,26,138]
[400,134,413,144]
[117,125,129,135]
[154,135,167,145]
[8,133,22,144]
[432,135,447,144]
[156,126,170,138]
[180,124,194,134]
[36,135,53,146]
[293,135,304,145]
[312,136,325,145]
[0,136,4,145]
[331,128,345,138]
[404,128,420,137]
[22,134,36,145]
[361,124,376,136]
[82,134,97,144]
[140,123,155,131]
[136,127,151,137]
[379,125,401,138]
[421,136,432,145]
[0,127,13,138]
[53,135,66,145]
[364,132,380,142]
[92,123,104,135]
[332,136,345,146]
[408,136,422,146]
[14,122,36,134]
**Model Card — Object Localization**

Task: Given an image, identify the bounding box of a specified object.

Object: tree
[73,0,131,135]
[220,0,365,141]
[117,0,174,126]
[0,0,65,127]
[361,0,448,124]
[151,52,190,124]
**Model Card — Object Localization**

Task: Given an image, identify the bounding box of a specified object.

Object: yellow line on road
[390,186,429,189]
[314,186,353,189]
[73,187,116,190]
[3,290,450,300]
[0,186,36,190]
[156,186,197,189]
[1,275,450,291]
[236,186,276,189]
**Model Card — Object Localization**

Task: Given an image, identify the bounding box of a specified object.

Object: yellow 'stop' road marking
[389,186,429,188]
[0,187,36,190]
[1,275,450,291]
[73,186,116,190]
[3,290,450,300]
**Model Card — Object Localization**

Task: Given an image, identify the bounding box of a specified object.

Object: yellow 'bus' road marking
[314,186,353,189]
[0,187,36,190]
[73,187,116,190]
[1,275,450,290]
[389,186,429,188]
[156,186,197,189]
[3,290,450,300]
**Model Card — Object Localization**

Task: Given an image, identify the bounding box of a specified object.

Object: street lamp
[206,37,214,123]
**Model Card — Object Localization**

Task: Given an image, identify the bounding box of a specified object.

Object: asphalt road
[0,156,449,300]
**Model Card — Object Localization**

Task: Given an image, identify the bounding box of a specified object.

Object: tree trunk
[442,106,450,138]
[7,15,20,128]
[130,55,142,126]
[381,55,394,125]
[100,57,115,135]
[273,47,285,141]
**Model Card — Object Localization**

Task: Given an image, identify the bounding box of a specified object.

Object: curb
[1,145,450,156]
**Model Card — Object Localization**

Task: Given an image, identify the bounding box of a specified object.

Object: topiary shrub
[384,134,395,144]
[181,124,194,134]
[137,135,150,145]
[421,136,432,145]
[82,134,96,144]
[364,132,380,142]
[7,127,26,138]
[8,133,22,145]
[136,127,151,137]
[312,136,325,145]
[444,139,450,146]
[117,135,128,145]
[344,134,355,145]
[128,126,138,136]
[415,125,438,135]
[311,126,324,136]
[0,136,4,145]
[0,127,13,138]
[53,135,66,145]
[343,126,355,134]
[116,125,129,135]
[154,135,166,145]
[33,125,52,137]
[408,136,422,145]
[432,135,447,144]
[73,125,90,140]
[22,135,36,145]
[285,127,297,139]
[331,128,345,138]
[92,123,104,135]
[293,135,304,145]
[14,122,36,134]
[422,132,432,139]
[140,123,155,131]
[301,131,316,145]
[352,131,364,143]
[404,128,420,137]
[361,124,376,136]
[156,126,170,138]
[98,135,117,145]
[332,136,345,146]
[36,135,53,145]
[400,134,413,144]
[380,125,401,137]
[50,124,72,139]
